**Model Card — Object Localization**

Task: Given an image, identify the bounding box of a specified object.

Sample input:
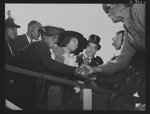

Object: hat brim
[5,23,21,28]
[58,31,88,54]
[88,41,101,50]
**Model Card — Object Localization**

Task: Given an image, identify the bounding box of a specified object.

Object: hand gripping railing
[5,64,115,110]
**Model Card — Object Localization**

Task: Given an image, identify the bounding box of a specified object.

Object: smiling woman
[5,3,123,62]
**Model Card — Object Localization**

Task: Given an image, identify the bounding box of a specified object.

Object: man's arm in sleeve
[131,4,145,28]
[93,33,137,75]
[9,37,22,55]
[35,46,76,75]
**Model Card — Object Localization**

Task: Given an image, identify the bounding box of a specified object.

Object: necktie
[30,39,33,44]
[83,57,90,65]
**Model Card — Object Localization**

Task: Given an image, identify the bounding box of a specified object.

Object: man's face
[85,43,97,58]
[6,27,17,40]
[112,33,123,50]
[108,4,123,23]
[30,23,42,40]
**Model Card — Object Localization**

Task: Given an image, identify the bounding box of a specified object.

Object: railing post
[82,88,92,110]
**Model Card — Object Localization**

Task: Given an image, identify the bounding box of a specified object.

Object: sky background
[5,4,124,63]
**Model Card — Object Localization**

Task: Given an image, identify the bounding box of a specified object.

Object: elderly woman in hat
[10,26,90,110]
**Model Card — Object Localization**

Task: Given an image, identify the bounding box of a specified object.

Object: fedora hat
[5,17,21,28]
[102,4,111,14]
[58,31,88,55]
[88,34,101,50]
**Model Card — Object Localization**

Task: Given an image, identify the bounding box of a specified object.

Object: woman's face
[46,35,59,48]
[67,37,78,52]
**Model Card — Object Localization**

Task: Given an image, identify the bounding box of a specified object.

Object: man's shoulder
[131,4,145,17]
[93,56,103,63]
[17,34,27,39]
[95,56,103,60]
[14,34,27,42]
[132,4,145,10]
[30,41,49,52]
[30,40,43,47]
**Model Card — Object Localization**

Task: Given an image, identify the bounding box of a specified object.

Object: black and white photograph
[4,0,146,111]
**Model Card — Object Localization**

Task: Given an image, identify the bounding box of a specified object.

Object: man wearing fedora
[5,15,21,64]
[5,12,21,110]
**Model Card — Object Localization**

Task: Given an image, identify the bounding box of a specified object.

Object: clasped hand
[75,65,93,80]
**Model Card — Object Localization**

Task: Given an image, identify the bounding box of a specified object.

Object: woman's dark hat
[88,34,101,50]
[58,31,88,55]
[38,25,65,36]
[5,17,21,28]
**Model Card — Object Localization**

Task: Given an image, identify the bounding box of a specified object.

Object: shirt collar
[81,51,93,60]
[25,34,32,43]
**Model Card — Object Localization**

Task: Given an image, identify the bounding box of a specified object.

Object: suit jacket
[9,34,29,56]
[5,41,13,64]
[76,54,103,67]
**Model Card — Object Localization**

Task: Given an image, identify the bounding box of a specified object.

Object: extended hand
[81,64,93,75]
[75,67,91,80]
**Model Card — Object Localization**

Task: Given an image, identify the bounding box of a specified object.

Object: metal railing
[5,64,115,110]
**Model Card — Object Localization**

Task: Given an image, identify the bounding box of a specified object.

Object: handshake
[75,65,93,81]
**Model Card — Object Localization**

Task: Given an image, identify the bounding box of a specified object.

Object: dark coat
[9,34,29,56]
[76,54,103,67]
[15,40,76,76]
[9,40,76,110]
[5,41,13,64]
[63,54,104,110]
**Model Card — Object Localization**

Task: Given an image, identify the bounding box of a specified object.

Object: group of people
[5,2,145,111]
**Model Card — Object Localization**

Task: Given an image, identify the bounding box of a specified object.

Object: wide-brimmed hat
[88,34,101,50]
[5,17,21,28]
[58,31,88,55]
[38,25,65,36]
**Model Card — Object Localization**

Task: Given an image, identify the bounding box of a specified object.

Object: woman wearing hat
[55,31,88,65]
[10,26,90,110]
[62,34,104,110]
[47,31,88,110]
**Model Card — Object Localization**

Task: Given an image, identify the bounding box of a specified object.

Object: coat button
[9,79,14,84]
